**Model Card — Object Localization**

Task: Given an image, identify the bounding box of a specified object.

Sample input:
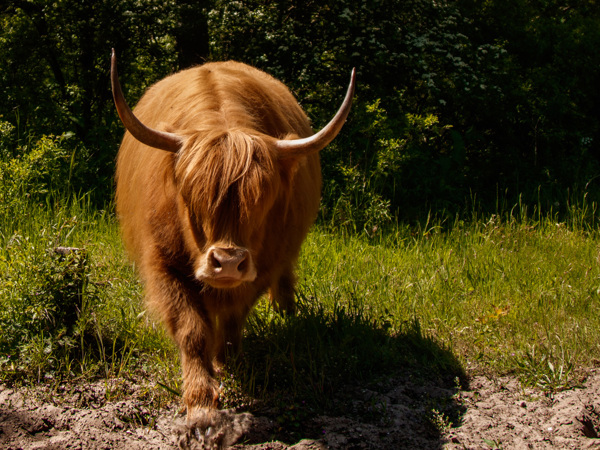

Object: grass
[0,197,176,394]
[1,194,599,425]
[300,214,600,383]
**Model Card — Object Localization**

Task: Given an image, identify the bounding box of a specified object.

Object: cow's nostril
[209,252,222,269]
[237,257,248,273]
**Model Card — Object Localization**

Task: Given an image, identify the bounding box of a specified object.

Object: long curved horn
[111,49,181,153]
[275,68,356,159]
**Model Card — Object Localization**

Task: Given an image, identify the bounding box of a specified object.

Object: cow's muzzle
[196,246,257,288]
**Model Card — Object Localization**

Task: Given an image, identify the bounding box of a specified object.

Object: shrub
[0,126,85,217]
[0,232,91,378]
[321,97,459,229]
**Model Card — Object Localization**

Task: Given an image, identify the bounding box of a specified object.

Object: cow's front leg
[145,268,220,414]
[174,314,254,449]
[177,326,220,414]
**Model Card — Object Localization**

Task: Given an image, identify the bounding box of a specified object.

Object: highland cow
[111,50,354,423]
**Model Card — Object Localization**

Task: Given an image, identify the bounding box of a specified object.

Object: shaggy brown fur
[115,61,325,417]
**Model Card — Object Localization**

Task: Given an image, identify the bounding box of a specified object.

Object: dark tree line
[1,0,599,226]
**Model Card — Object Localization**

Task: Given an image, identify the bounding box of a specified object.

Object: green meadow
[1,195,598,416]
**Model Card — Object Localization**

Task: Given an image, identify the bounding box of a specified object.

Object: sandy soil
[1,369,599,449]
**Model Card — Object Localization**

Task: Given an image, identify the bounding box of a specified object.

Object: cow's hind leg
[269,265,296,315]
[213,306,250,367]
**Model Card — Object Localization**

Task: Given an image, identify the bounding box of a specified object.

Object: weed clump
[0,236,91,380]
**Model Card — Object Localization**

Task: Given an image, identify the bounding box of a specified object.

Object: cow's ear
[279,155,300,174]
[275,143,302,187]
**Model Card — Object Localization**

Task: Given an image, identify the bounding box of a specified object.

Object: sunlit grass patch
[1,196,599,415]
[297,214,600,391]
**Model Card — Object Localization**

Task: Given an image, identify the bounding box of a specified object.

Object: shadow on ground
[224,301,468,449]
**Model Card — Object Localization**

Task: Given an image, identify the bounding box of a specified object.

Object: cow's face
[177,131,282,289]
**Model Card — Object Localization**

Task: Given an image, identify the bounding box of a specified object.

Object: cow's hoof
[175,407,252,449]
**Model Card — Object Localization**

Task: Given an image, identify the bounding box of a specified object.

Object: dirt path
[446,371,600,449]
[1,370,599,449]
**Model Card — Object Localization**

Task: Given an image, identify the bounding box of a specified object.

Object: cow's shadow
[223,298,468,449]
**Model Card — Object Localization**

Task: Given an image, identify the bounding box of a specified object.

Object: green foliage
[1,135,66,211]
[2,0,600,218]
[0,125,96,219]
[207,0,600,222]
[322,98,458,230]
[458,0,600,196]
[513,342,574,393]
[0,0,189,200]
[0,223,91,377]
[0,198,175,385]
[0,0,179,137]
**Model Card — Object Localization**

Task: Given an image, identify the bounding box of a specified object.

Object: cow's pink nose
[208,247,250,279]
